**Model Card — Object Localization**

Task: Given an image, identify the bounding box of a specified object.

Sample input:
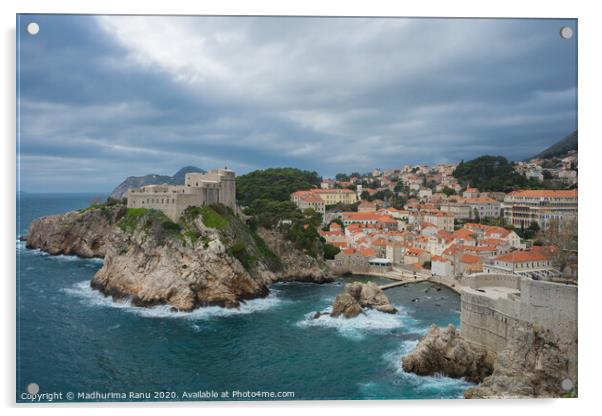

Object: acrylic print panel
[16,14,578,402]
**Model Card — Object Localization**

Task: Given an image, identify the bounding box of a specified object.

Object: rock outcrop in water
[23,202,332,311]
[402,323,578,398]
[401,324,494,383]
[91,208,270,310]
[22,203,126,258]
[330,281,397,318]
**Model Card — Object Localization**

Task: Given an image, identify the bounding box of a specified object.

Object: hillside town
[291,154,578,284]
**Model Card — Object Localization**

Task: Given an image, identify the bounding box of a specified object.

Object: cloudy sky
[17,15,577,193]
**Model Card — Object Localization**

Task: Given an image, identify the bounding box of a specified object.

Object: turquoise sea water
[16,193,472,402]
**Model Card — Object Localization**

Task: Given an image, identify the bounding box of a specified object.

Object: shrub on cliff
[181,204,282,272]
[117,208,182,245]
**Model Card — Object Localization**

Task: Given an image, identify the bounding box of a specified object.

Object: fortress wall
[173,193,206,220]
[127,169,237,221]
[460,290,522,352]
[128,192,204,221]
[519,279,578,340]
[127,192,181,221]
[463,273,521,290]
[460,275,577,353]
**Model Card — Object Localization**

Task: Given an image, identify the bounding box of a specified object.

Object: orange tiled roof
[454,228,476,240]
[432,255,451,263]
[406,247,426,256]
[371,237,387,247]
[460,253,481,264]
[319,230,344,237]
[342,212,397,223]
[359,248,377,257]
[301,195,324,203]
[507,189,577,198]
[464,245,497,252]
[464,223,511,238]
[495,250,550,263]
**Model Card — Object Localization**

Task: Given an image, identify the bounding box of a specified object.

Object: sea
[16,193,472,402]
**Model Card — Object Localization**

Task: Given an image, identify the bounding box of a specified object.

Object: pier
[369,267,465,294]
[379,278,428,291]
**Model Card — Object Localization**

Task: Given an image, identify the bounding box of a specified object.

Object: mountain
[110,166,206,200]
[531,130,578,160]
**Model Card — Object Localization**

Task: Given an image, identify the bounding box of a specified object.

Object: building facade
[502,189,578,229]
[291,188,358,207]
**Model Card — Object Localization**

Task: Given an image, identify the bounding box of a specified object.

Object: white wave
[382,339,474,396]
[63,280,283,320]
[296,307,409,340]
[16,242,104,264]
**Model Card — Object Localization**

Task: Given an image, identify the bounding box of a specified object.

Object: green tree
[472,208,480,223]
[236,167,321,206]
[453,155,545,192]
[441,187,456,196]
[323,243,341,260]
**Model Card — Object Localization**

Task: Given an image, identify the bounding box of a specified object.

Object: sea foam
[17,241,104,264]
[63,280,283,320]
[296,307,412,340]
[380,338,474,397]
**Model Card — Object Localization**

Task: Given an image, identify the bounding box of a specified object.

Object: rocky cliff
[330,281,397,318]
[22,203,126,258]
[402,323,577,398]
[23,202,333,311]
[464,325,578,398]
[256,228,332,284]
[91,207,272,310]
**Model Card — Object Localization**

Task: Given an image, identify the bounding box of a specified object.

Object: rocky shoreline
[402,323,577,398]
[22,203,332,311]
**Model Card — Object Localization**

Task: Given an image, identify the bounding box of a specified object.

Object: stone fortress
[459,272,577,353]
[127,168,236,221]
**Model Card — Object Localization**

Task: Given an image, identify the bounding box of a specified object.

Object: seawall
[459,273,577,353]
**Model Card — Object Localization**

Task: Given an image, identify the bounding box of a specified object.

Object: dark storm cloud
[17,15,577,192]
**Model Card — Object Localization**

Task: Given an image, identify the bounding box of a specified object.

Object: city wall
[459,273,577,353]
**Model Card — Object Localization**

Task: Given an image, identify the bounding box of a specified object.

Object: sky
[17,15,577,193]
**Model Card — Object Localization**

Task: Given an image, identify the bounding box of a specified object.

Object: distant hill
[110,166,206,200]
[531,130,578,160]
